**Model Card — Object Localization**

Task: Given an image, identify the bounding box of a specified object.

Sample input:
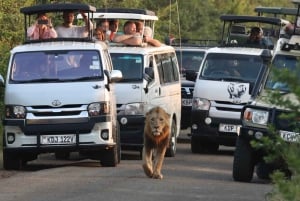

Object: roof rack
[219,14,289,50]
[220,15,289,25]
[20,3,96,43]
[80,8,158,21]
[170,39,219,47]
[20,3,96,14]
[255,7,298,17]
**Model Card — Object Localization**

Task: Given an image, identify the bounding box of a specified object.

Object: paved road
[0,132,272,201]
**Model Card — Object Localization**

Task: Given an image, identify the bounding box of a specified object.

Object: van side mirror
[0,74,5,87]
[143,67,154,94]
[185,70,198,81]
[144,67,154,82]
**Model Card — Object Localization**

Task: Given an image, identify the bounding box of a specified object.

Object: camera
[37,19,49,25]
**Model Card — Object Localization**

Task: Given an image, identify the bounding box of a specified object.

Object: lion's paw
[142,164,153,178]
[152,173,163,179]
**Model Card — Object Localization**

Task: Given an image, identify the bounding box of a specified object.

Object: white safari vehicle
[92,9,181,157]
[0,3,123,170]
[188,15,287,153]
[233,2,300,182]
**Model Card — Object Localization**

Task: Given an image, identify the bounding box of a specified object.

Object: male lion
[142,106,171,179]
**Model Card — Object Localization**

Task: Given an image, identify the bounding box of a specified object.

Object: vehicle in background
[0,3,123,170]
[233,3,300,182]
[92,9,181,157]
[173,39,218,129]
[189,15,286,153]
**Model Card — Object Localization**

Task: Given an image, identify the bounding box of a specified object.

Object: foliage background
[0,0,298,199]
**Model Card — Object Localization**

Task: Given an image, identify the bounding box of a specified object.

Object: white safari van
[92,9,181,157]
[189,15,286,153]
[0,4,122,170]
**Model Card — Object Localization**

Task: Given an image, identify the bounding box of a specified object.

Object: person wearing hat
[246,27,267,48]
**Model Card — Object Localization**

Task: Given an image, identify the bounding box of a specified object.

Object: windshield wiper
[221,77,249,83]
[62,76,101,82]
[13,78,63,83]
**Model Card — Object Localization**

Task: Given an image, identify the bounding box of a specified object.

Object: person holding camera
[27,13,57,40]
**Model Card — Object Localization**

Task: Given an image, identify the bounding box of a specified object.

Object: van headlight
[192,97,210,110]
[124,103,144,115]
[5,105,26,119]
[88,102,110,116]
[243,107,269,128]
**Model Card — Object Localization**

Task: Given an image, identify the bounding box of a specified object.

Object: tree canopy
[0,0,295,74]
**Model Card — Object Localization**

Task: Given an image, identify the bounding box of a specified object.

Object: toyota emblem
[52,100,62,107]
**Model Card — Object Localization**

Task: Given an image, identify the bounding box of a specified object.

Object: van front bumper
[190,110,240,146]
[118,115,145,151]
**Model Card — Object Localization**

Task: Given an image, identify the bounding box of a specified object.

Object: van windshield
[265,54,300,92]
[175,50,205,74]
[200,53,264,83]
[10,50,103,83]
[110,53,143,82]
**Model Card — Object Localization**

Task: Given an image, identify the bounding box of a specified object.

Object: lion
[142,106,171,179]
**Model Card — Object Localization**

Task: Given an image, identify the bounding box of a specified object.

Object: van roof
[206,47,270,56]
[11,41,107,53]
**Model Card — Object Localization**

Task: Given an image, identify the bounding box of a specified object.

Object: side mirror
[0,74,5,87]
[143,67,154,94]
[185,70,198,81]
[110,70,123,82]
[144,67,154,82]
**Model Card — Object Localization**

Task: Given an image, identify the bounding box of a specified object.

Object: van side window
[110,53,143,82]
[155,52,179,84]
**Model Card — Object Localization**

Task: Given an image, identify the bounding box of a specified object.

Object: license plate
[280,130,300,142]
[182,98,192,106]
[219,124,239,133]
[40,135,76,145]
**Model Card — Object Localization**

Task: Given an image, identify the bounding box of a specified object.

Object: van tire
[165,118,177,157]
[3,150,23,170]
[232,137,254,182]
[100,122,120,167]
[100,147,118,167]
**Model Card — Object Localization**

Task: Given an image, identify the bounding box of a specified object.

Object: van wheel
[3,150,23,170]
[165,118,177,157]
[232,137,254,182]
[100,147,118,167]
[55,151,70,160]
[100,122,120,167]
[116,122,121,163]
